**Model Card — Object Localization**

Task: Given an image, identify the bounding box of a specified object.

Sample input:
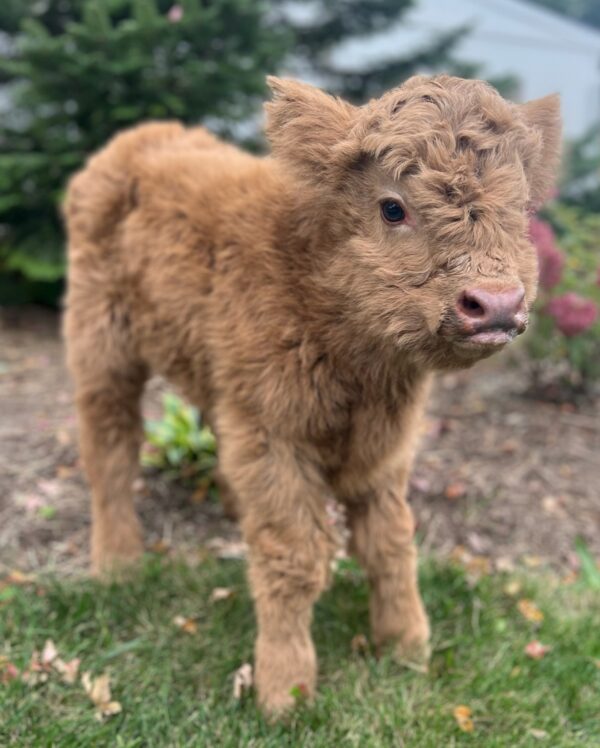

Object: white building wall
[331,0,600,138]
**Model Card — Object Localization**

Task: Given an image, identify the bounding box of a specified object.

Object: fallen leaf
[56,464,76,479]
[5,570,36,586]
[21,646,54,685]
[495,556,515,573]
[523,555,543,568]
[350,633,369,655]
[561,570,578,585]
[500,438,518,454]
[210,587,234,603]
[0,659,19,684]
[518,599,544,624]
[82,672,122,720]
[37,479,61,498]
[410,475,431,493]
[191,484,210,504]
[173,615,197,634]
[503,580,522,597]
[148,539,170,555]
[55,429,72,446]
[529,728,549,740]
[206,537,247,560]
[232,663,253,700]
[453,704,474,733]
[41,639,58,665]
[445,481,467,501]
[524,641,552,659]
[53,657,80,685]
[23,494,45,513]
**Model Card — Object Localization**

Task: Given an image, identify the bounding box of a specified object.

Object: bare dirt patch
[1,307,598,575]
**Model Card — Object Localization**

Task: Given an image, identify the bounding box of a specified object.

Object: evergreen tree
[0,0,288,302]
[271,0,471,102]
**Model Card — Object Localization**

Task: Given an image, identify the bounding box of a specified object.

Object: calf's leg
[348,472,430,668]
[70,356,147,576]
[218,422,336,715]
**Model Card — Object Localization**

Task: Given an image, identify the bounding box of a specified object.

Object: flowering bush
[526,204,600,393]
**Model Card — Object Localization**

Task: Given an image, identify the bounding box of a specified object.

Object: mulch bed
[1,306,598,575]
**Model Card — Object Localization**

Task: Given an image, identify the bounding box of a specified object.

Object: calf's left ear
[265,77,358,182]
[518,94,562,208]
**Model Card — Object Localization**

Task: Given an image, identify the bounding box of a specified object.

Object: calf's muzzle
[453,285,527,345]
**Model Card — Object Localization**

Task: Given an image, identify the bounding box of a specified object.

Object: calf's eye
[380,199,407,224]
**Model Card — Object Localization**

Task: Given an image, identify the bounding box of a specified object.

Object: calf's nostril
[458,292,486,318]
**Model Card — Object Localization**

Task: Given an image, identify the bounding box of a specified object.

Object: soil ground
[1,306,598,576]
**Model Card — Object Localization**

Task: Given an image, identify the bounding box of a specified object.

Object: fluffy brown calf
[64,75,560,715]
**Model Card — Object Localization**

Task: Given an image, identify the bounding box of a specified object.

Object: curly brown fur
[63,75,561,715]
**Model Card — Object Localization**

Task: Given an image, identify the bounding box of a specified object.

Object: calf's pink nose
[456,286,525,333]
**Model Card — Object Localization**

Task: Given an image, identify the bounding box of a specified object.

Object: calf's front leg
[348,472,430,669]
[218,425,336,715]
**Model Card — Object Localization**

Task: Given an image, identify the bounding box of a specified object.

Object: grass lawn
[1,555,598,747]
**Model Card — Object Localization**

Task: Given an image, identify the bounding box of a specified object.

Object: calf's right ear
[265,77,358,182]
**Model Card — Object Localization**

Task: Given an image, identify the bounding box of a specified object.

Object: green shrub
[143,393,217,485]
[0,0,289,302]
[526,203,600,394]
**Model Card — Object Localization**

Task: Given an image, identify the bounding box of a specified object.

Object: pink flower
[167,4,183,22]
[528,217,564,290]
[545,292,598,337]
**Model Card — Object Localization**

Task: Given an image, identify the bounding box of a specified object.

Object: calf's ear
[518,93,562,208]
[265,77,358,182]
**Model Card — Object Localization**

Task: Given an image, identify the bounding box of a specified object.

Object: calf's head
[266,75,561,369]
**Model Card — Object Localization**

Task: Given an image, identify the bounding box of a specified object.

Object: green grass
[1,557,599,747]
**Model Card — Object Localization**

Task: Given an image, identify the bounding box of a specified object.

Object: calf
[64,75,560,715]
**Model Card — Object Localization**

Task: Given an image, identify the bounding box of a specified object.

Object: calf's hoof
[255,637,316,718]
[91,531,144,580]
[393,633,431,673]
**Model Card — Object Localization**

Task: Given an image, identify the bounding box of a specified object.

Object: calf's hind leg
[69,347,148,575]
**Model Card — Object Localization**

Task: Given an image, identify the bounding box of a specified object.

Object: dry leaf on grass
[529,728,549,739]
[82,672,122,721]
[41,639,58,665]
[5,570,37,586]
[518,599,544,624]
[453,704,475,733]
[524,641,552,660]
[54,657,81,685]
[523,555,544,568]
[503,580,522,597]
[148,539,170,555]
[0,658,20,684]
[210,587,234,603]
[232,663,253,700]
[206,537,247,560]
[173,615,198,634]
[21,643,54,685]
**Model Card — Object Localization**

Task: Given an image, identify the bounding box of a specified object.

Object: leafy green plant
[0,0,289,303]
[142,393,217,484]
[526,203,600,396]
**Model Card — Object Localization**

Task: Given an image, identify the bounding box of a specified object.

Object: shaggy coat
[64,75,561,714]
